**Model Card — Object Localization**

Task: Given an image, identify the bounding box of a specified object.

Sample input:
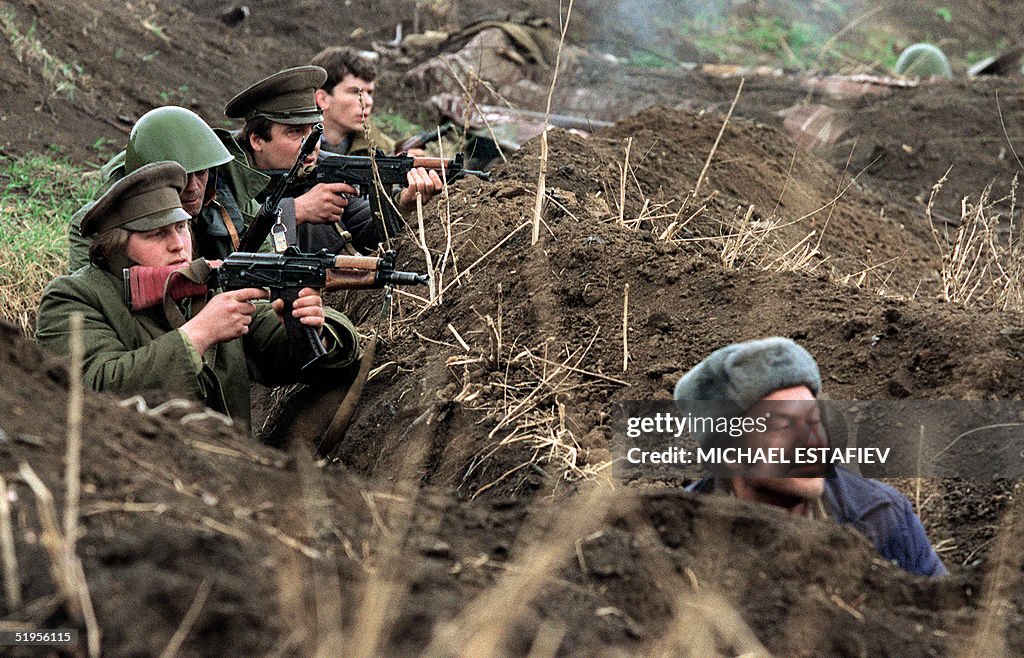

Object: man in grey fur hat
[675,336,947,577]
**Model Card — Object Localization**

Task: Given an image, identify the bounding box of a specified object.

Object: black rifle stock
[124,248,427,369]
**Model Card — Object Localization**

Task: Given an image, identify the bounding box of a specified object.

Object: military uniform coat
[36,263,360,430]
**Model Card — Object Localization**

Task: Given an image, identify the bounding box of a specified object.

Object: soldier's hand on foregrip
[398,167,445,212]
[179,288,269,355]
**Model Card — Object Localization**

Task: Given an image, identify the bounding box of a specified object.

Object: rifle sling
[217,202,241,250]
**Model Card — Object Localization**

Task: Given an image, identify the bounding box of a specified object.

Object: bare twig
[618,137,632,226]
[621,283,630,372]
[0,476,21,609]
[692,78,744,201]
[158,578,213,658]
[996,90,1024,173]
[414,193,437,301]
[531,0,575,245]
[64,313,83,542]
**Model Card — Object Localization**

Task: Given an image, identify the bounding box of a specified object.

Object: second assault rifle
[124,248,427,369]
[269,151,491,200]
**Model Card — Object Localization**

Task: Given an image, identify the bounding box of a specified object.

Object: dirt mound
[7,0,1024,653]
[2,318,1020,655]
[332,108,1024,501]
[0,0,565,162]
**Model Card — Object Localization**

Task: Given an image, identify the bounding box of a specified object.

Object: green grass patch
[676,13,828,68]
[373,112,422,138]
[0,7,82,100]
[0,153,101,334]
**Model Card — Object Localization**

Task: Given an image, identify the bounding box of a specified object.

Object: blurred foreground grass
[0,152,100,334]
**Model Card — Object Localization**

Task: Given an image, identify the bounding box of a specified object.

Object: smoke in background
[582,0,853,65]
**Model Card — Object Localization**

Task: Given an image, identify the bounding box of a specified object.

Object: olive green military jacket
[217,129,393,254]
[67,151,246,271]
[321,123,397,157]
[36,264,360,430]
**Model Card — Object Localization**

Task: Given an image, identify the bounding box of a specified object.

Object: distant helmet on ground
[894,43,953,79]
[125,106,232,174]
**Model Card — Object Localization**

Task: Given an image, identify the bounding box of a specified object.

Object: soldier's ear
[314,88,330,110]
[249,131,265,153]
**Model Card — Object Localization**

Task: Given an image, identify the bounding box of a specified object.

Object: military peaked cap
[224,66,326,124]
[81,161,190,236]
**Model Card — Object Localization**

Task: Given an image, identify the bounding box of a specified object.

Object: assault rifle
[123,248,427,369]
[238,123,324,253]
[269,150,491,200]
[393,122,454,154]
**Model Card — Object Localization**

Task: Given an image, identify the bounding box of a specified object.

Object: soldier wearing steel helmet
[67,106,243,271]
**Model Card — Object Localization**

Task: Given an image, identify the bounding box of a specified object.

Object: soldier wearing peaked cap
[216,65,443,254]
[37,161,360,434]
[224,65,328,124]
[67,106,245,272]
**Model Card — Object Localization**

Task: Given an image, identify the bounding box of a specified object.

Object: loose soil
[3,0,1024,655]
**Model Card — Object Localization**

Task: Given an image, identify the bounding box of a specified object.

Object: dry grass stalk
[434,131,460,299]
[531,0,575,245]
[438,59,511,165]
[621,283,630,372]
[415,221,531,315]
[347,423,438,658]
[928,172,1022,310]
[64,313,83,542]
[0,475,21,609]
[719,204,824,274]
[617,137,633,226]
[526,620,567,658]
[158,578,212,658]
[720,205,757,268]
[18,462,101,656]
[962,496,1022,657]
[422,487,614,657]
[292,443,345,657]
[653,592,772,657]
[532,130,549,245]
[462,333,616,495]
[995,90,1024,172]
[447,323,471,351]
[18,462,76,608]
[660,203,707,240]
[414,193,438,301]
[690,78,744,207]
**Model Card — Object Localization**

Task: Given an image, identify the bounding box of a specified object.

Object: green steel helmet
[894,43,953,79]
[124,106,232,174]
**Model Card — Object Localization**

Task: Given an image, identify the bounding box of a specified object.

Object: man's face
[733,385,827,502]
[125,220,192,268]
[249,122,321,171]
[315,74,374,135]
[179,169,209,217]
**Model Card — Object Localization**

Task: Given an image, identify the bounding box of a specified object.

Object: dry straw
[532,0,575,245]
[0,475,21,609]
[928,170,1022,310]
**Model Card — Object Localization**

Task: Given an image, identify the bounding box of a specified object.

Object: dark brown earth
[3,0,1024,655]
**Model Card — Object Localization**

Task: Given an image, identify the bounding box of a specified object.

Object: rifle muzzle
[382,271,429,286]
